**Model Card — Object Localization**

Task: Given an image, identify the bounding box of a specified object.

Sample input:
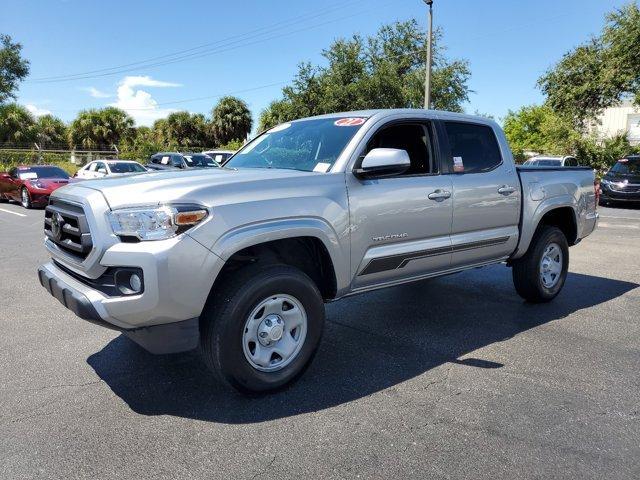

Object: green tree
[258,20,471,130]
[503,105,580,161]
[574,134,637,175]
[210,96,252,145]
[68,107,134,149]
[153,111,210,148]
[120,126,163,160]
[35,114,67,148]
[0,103,36,145]
[0,34,30,104]
[538,2,640,125]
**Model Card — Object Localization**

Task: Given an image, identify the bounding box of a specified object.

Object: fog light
[114,268,144,296]
[129,273,142,293]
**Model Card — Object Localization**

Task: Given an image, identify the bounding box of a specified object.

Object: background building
[590,100,640,145]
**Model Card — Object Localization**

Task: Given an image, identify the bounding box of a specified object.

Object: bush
[0,149,78,175]
[574,135,639,177]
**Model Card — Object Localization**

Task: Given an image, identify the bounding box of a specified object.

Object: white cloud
[110,75,182,126]
[25,104,52,117]
[82,87,112,98]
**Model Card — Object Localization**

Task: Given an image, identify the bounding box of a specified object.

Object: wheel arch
[211,219,347,301]
[513,199,579,259]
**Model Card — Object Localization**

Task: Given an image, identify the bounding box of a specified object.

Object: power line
[26,0,368,84]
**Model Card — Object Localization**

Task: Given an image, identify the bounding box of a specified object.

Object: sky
[0,0,631,129]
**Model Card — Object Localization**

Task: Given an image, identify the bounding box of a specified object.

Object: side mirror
[354,148,411,179]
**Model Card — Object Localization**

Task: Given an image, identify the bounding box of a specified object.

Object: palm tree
[68,108,134,149]
[210,96,252,145]
[35,114,67,148]
[0,103,37,146]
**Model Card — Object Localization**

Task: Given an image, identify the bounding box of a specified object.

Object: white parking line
[600,215,640,221]
[0,208,27,217]
[598,222,640,229]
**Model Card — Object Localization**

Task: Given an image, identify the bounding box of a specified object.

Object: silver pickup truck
[37,109,598,394]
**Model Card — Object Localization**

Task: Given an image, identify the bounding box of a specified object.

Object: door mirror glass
[355,148,411,179]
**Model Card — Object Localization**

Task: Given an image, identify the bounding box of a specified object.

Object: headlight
[29,180,45,189]
[107,204,208,241]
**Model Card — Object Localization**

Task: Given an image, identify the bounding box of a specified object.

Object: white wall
[590,101,640,145]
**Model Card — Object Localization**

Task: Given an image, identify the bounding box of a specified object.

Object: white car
[202,150,235,164]
[75,160,148,179]
[523,156,579,167]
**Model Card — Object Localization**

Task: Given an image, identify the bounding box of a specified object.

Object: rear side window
[444,122,502,174]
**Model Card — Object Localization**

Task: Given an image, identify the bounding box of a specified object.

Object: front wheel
[512,225,569,303]
[21,188,32,209]
[200,264,325,394]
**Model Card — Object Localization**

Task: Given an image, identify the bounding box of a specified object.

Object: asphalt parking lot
[0,201,638,479]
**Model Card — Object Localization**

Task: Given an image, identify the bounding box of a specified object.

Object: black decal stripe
[359,236,510,276]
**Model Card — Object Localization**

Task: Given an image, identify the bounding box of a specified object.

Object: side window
[365,123,434,175]
[565,157,578,167]
[9,168,17,178]
[172,155,184,167]
[150,156,159,164]
[87,162,97,171]
[96,162,107,173]
[444,122,502,174]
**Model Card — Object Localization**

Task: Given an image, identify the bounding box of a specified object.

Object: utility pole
[423,0,434,109]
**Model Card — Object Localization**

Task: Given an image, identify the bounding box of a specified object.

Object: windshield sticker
[453,156,464,172]
[269,123,291,133]
[161,156,170,165]
[334,117,366,127]
[313,162,331,173]
[20,172,38,180]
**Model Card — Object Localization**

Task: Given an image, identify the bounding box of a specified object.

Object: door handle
[428,189,451,201]
[497,185,516,195]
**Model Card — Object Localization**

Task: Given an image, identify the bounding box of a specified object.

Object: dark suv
[600,155,640,205]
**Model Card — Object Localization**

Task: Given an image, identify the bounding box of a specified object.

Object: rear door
[440,121,521,268]
[347,120,454,290]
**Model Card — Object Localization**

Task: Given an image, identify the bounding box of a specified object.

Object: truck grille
[44,199,93,260]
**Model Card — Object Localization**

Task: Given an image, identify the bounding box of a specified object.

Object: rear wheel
[512,225,569,303]
[200,264,325,394]
[20,188,32,209]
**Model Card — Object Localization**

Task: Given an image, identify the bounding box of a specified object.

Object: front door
[347,121,454,290]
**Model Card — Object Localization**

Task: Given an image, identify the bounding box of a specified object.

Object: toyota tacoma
[37,109,598,394]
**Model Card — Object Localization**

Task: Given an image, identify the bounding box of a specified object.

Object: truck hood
[65,168,318,209]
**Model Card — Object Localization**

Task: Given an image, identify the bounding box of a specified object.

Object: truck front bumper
[37,234,225,354]
[37,263,199,353]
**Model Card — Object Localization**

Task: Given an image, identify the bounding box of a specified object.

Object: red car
[0,165,75,208]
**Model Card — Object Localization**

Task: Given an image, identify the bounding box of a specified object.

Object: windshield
[17,166,69,179]
[108,162,146,173]
[184,154,219,168]
[226,117,367,172]
[610,158,640,175]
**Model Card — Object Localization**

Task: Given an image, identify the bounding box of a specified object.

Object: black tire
[200,264,325,394]
[20,188,32,209]
[0,193,7,203]
[512,225,569,303]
